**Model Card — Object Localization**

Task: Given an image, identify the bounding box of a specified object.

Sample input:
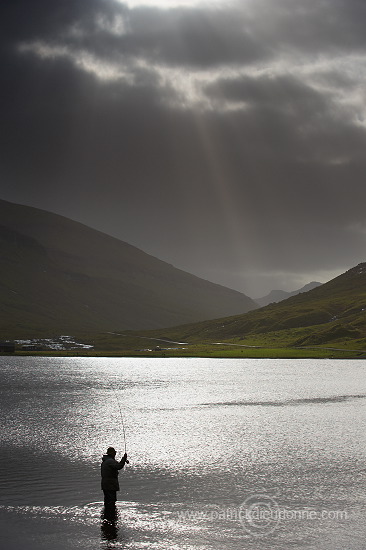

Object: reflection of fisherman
[101,447,128,508]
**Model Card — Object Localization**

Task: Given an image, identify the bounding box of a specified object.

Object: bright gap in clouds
[119,0,225,7]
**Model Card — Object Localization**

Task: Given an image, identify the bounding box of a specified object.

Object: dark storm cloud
[1,0,269,69]
[4,0,366,69]
[205,74,329,115]
[204,73,366,161]
[1,0,366,295]
[271,0,366,54]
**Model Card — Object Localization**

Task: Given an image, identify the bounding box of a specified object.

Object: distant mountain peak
[255,281,322,308]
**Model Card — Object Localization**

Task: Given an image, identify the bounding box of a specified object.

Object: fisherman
[101,447,128,508]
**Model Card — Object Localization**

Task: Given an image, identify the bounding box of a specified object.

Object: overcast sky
[1,0,366,296]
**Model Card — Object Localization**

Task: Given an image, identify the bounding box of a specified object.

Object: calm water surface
[0,356,365,549]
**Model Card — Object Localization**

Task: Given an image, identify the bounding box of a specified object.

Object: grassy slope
[90,263,366,356]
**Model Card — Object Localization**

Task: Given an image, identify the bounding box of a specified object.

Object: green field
[8,329,366,359]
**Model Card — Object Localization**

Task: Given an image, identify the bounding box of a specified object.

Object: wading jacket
[101,454,127,491]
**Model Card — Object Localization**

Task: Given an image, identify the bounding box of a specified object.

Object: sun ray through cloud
[2,0,366,295]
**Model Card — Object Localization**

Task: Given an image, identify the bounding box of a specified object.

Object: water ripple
[199,394,366,408]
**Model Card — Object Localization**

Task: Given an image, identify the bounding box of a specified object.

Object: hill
[255,281,322,307]
[0,199,256,337]
[131,263,366,351]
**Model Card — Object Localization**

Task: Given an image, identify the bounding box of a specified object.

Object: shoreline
[2,346,366,360]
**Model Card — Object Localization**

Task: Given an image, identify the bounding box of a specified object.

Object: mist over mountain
[0,200,256,337]
[255,282,322,308]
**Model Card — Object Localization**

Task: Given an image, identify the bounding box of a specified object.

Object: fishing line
[111,385,129,460]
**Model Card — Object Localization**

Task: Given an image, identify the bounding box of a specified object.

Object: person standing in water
[101,447,128,508]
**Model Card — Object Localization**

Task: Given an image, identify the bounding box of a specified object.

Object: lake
[0,356,365,549]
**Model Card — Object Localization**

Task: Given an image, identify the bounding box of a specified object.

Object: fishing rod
[111,386,129,464]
